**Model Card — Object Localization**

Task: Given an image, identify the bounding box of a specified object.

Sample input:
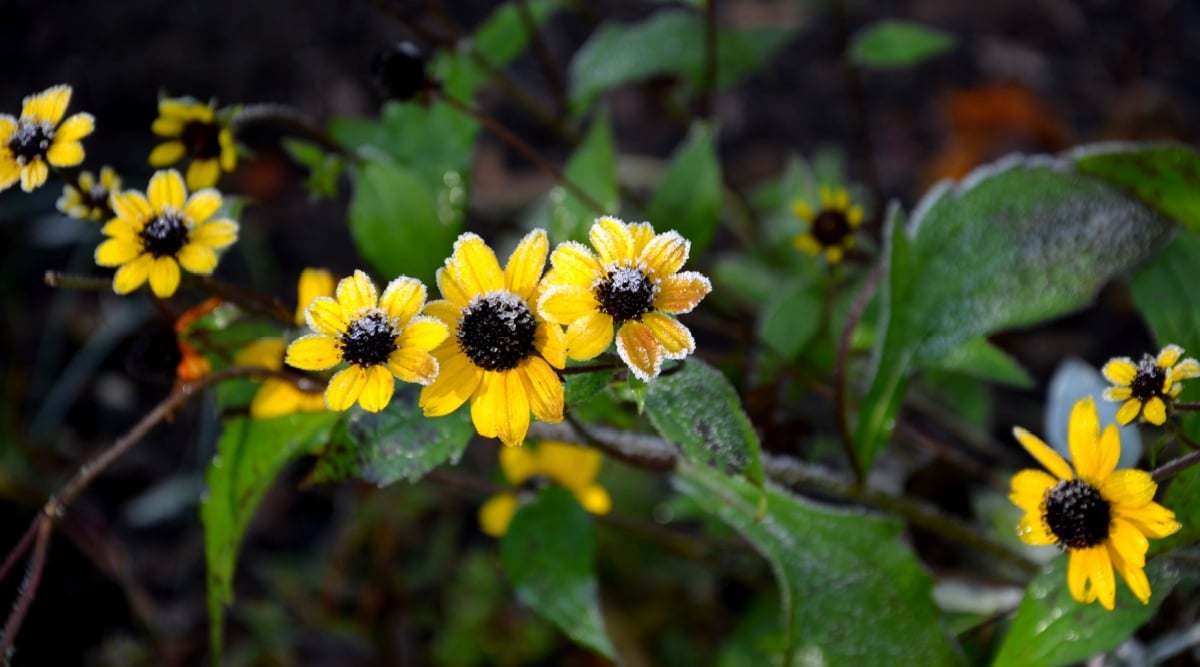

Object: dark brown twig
[1152,448,1200,483]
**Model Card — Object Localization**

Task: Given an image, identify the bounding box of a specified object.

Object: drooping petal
[469,372,502,439]
[1085,546,1117,610]
[1106,518,1149,569]
[478,493,519,537]
[1143,397,1167,425]
[448,233,504,295]
[249,380,304,419]
[234,338,287,370]
[337,270,379,314]
[358,365,396,412]
[1115,399,1142,426]
[589,216,634,265]
[147,169,187,210]
[183,188,223,223]
[326,367,368,411]
[305,297,347,337]
[113,254,153,294]
[1009,469,1056,513]
[46,140,84,167]
[641,312,695,359]
[537,441,600,490]
[419,348,482,417]
[94,239,141,267]
[148,256,181,297]
[56,113,94,141]
[520,357,564,424]
[1101,469,1157,508]
[564,312,614,361]
[186,159,221,190]
[538,284,598,324]
[397,316,449,352]
[20,161,48,192]
[500,445,538,483]
[387,347,439,385]
[1171,358,1200,381]
[472,370,531,445]
[285,335,343,371]
[1117,502,1180,540]
[1156,344,1184,369]
[547,241,602,286]
[504,228,548,300]
[1012,427,1074,480]
[379,276,426,325]
[616,320,663,382]
[1109,545,1151,605]
[1101,358,1137,386]
[640,230,690,279]
[655,271,711,314]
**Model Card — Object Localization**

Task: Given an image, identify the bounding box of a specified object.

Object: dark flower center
[83,182,111,212]
[141,212,190,258]
[457,292,537,372]
[181,120,222,160]
[594,266,657,323]
[339,311,398,368]
[811,209,852,247]
[1043,479,1111,550]
[7,121,53,165]
[1131,355,1167,400]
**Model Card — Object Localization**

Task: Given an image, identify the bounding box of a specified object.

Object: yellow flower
[537,216,711,381]
[94,169,239,298]
[148,97,237,190]
[296,267,336,326]
[1102,344,1200,426]
[57,166,121,220]
[287,270,447,413]
[479,440,612,537]
[0,85,94,193]
[1009,397,1179,610]
[236,338,327,418]
[419,230,567,446]
[792,185,864,264]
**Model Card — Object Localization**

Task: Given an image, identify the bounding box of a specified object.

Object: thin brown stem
[834,266,882,486]
[233,103,358,161]
[44,272,112,291]
[1152,448,1200,483]
[0,519,40,587]
[559,362,622,376]
[190,275,294,326]
[1173,401,1200,411]
[0,519,51,654]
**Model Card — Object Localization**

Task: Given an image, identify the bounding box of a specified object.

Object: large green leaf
[1074,143,1200,230]
[500,486,615,659]
[644,359,764,483]
[856,156,1173,469]
[674,463,964,666]
[307,387,474,486]
[548,115,619,244]
[849,20,955,69]
[992,559,1179,667]
[645,122,723,256]
[203,412,341,665]
[346,156,462,286]
[568,9,792,111]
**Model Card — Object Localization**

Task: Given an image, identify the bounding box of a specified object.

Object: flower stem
[1152,447,1200,482]
[44,271,112,291]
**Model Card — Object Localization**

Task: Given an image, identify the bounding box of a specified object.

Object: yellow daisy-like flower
[57,166,121,220]
[148,97,237,190]
[791,185,864,264]
[286,270,447,413]
[1102,344,1200,426]
[236,339,328,419]
[1009,397,1180,610]
[0,85,94,193]
[419,230,567,446]
[479,440,612,537]
[537,216,711,382]
[94,169,239,298]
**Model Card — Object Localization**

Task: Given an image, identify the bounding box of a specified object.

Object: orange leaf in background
[174,298,223,383]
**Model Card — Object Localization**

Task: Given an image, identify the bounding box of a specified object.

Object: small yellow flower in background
[287,270,447,413]
[537,216,711,382]
[148,96,237,190]
[479,440,611,537]
[296,268,336,326]
[95,169,239,298]
[1102,344,1200,426]
[0,84,94,193]
[419,230,567,446]
[792,185,864,264]
[236,339,327,418]
[57,166,121,220]
[1009,397,1179,610]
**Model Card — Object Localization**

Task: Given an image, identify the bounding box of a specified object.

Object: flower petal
[478,493,519,537]
[628,222,656,256]
[564,312,613,361]
[46,140,84,168]
[576,485,612,515]
[1157,344,1184,368]
[422,300,461,330]
[397,316,448,352]
[1107,517,1148,569]
[1009,469,1056,513]
[296,268,336,326]
[534,321,567,369]
[186,159,221,190]
[23,85,71,124]
[1115,398,1142,426]
[640,230,689,279]
[379,276,427,326]
[537,441,601,490]
[420,348,482,417]
[589,216,634,265]
[148,169,187,210]
[547,241,602,286]
[249,380,304,419]
[538,284,598,324]
[358,364,395,412]
[435,266,471,307]
[1117,501,1180,540]
[176,244,218,274]
[1143,397,1167,425]
[1101,469,1158,508]
[1109,545,1151,605]
[183,188,223,223]
[792,199,814,222]
[655,271,711,314]
[1016,513,1056,546]
[148,256,181,297]
[475,370,530,446]
[151,117,183,137]
[500,445,538,483]
[285,334,342,371]
[448,233,504,295]
[111,191,153,224]
[1102,386,1132,401]
[326,367,368,411]
[1171,358,1200,382]
[1012,426,1074,480]
[20,161,48,192]
[337,270,379,314]
[616,320,663,382]
[1102,358,1137,386]
[387,347,439,385]
[190,219,239,249]
[1085,546,1116,610]
[794,234,821,256]
[234,338,287,370]
[95,239,141,267]
[1067,397,1101,479]
[641,312,695,360]
[305,297,347,337]
[504,228,548,301]
[520,357,564,424]
[56,113,94,141]
[113,254,153,294]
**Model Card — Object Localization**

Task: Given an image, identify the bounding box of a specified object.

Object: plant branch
[44,272,113,291]
[190,275,294,326]
[1152,447,1200,483]
[833,266,881,486]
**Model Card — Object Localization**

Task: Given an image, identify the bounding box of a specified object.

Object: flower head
[148,96,237,190]
[479,440,611,537]
[237,339,327,418]
[287,270,447,413]
[0,85,94,193]
[537,216,711,381]
[1009,397,1179,610]
[419,230,567,446]
[58,166,121,220]
[95,169,239,298]
[792,185,864,264]
[1102,344,1200,426]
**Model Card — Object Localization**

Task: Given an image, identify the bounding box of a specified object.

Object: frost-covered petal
[147,169,187,210]
[564,312,613,361]
[379,276,426,326]
[448,233,504,295]
[504,228,548,300]
[520,357,564,424]
[420,348,482,417]
[95,239,141,267]
[655,271,711,314]
[358,365,395,412]
[337,270,379,314]
[1102,358,1137,386]
[616,320,663,382]
[639,230,689,278]
[285,334,342,371]
[589,216,634,265]
[326,367,368,411]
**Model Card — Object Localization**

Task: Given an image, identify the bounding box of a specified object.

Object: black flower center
[457,292,537,372]
[1043,479,1111,550]
[7,121,53,165]
[1131,355,1167,400]
[181,120,222,160]
[339,311,398,368]
[83,182,111,212]
[594,265,657,323]
[811,209,852,247]
[141,212,190,258]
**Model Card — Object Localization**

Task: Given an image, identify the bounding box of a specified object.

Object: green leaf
[849,20,955,69]
[674,463,965,666]
[203,412,341,665]
[1074,142,1200,230]
[282,139,343,199]
[307,387,474,486]
[856,157,1173,469]
[758,281,822,361]
[564,367,614,408]
[346,156,462,286]
[548,115,618,243]
[992,559,1179,667]
[569,10,792,111]
[646,122,723,256]
[932,337,1034,388]
[500,486,615,659]
[644,359,763,484]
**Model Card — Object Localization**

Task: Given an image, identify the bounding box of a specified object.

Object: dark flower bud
[370,42,433,101]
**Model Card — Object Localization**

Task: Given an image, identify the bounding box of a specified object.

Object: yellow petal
[358,364,395,412]
[1116,501,1180,539]
[520,357,564,424]
[234,338,287,370]
[326,367,368,411]
[575,485,612,515]
[95,239,141,267]
[158,98,210,121]
[655,271,711,314]
[113,254,153,294]
[641,312,695,359]
[500,445,538,483]
[793,234,822,256]
[472,370,530,446]
[151,117,183,137]
[1102,358,1137,386]
[397,316,448,352]
[1091,425,1121,483]
[537,441,600,490]
[296,268,336,326]
[791,199,814,221]
[825,246,845,264]
[148,256,181,297]
[448,233,504,295]
[23,85,71,124]
[219,129,237,170]
[628,222,656,256]
[1156,344,1184,368]
[387,348,439,385]
[1101,469,1157,507]
[249,380,304,419]
[420,348,482,417]
[1016,513,1056,546]
[1143,397,1167,425]
[1067,397,1101,478]
[190,219,239,249]
[20,161,49,192]
[1103,386,1131,401]
[1171,358,1200,382]
[183,188,223,223]
[435,266,471,307]
[1115,399,1142,426]
[1109,545,1151,605]
[478,493,519,537]
[1067,548,1089,604]
[56,113,94,141]
[616,320,663,382]
[379,276,427,325]
[534,321,568,369]
[186,159,221,190]
[1085,546,1116,610]
[305,297,347,337]
[46,139,84,167]
[640,230,689,279]
[564,312,614,361]
[111,191,153,224]
[1106,518,1148,569]
[1012,427,1074,480]
[149,141,186,167]
[504,228,548,301]
[148,169,187,210]
[337,270,379,314]
[1009,469,1055,513]
[537,284,598,324]
[285,335,343,371]
[469,372,502,439]
[547,241,602,286]
[177,244,218,274]
[589,216,634,265]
